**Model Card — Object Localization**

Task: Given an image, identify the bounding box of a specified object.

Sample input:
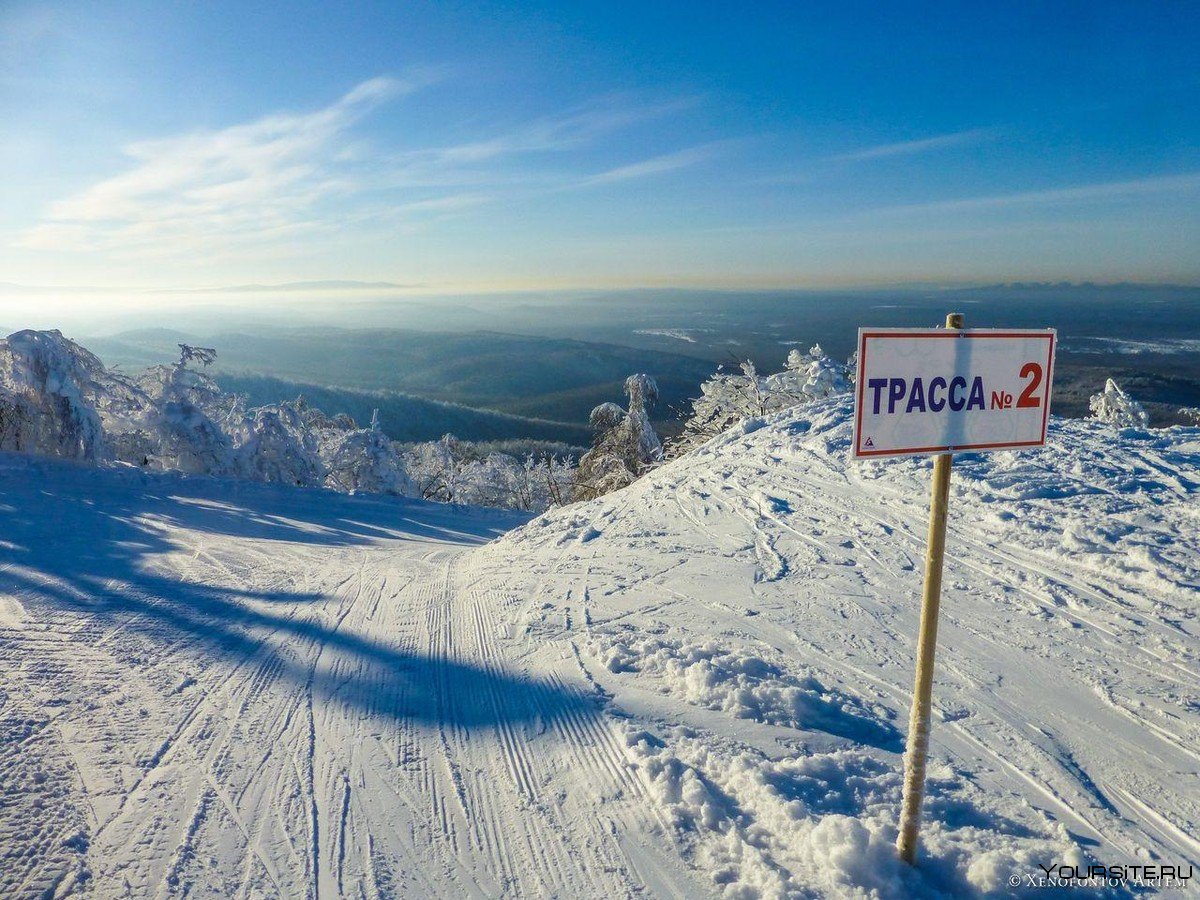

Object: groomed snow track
[0,461,698,898]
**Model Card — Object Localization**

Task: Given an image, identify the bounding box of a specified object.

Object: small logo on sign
[864,437,874,448]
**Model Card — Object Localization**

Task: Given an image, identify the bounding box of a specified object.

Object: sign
[852,328,1056,458]
[856,315,1059,866]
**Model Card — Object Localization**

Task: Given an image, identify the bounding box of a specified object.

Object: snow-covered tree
[1178,407,1200,426]
[232,400,325,486]
[767,345,851,403]
[324,410,413,495]
[402,434,474,503]
[399,434,574,511]
[127,345,237,474]
[672,362,772,456]
[672,346,854,458]
[796,344,851,399]
[0,329,575,511]
[1089,378,1149,429]
[0,329,151,463]
[574,374,662,501]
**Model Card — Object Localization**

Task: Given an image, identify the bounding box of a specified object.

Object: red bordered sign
[852,328,1056,459]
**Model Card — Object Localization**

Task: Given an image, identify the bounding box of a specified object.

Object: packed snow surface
[1,398,1196,898]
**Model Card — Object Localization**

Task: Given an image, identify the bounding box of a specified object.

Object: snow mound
[593,632,898,747]
[623,724,1087,898]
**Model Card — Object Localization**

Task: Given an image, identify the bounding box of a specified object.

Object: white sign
[852,328,1056,458]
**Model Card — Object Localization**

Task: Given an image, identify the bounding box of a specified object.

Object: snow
[0,330,581,513]
[1,398,1197,897]
[634,329,699,343]
[1089,378,1150,429]
[1064,337,1200,355]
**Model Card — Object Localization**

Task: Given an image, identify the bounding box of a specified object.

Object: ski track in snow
[0,398,1197,898]
[473,403,1200,897]
[0,461,698,899]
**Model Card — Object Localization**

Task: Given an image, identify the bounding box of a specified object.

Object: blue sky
[2,0,1198,295]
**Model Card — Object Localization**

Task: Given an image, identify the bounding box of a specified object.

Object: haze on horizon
[2,1,1198,307]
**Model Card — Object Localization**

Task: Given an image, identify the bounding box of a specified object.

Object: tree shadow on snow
[0,457,583,730]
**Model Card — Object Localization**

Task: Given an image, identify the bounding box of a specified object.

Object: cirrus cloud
[17,75,430,259]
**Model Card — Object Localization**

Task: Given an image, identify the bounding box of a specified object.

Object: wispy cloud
[833,127,995,162]
[17,75,436,258]
[18,84,698,262]
[373,95,700,192]
[424,96,697,166]
[871,171,1200,216]
[580,143,723,186]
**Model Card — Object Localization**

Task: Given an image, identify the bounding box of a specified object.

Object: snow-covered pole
[896,311,963,865]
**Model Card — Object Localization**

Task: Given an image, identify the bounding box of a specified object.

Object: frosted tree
[795,344,850,400]
[233,400,325,486]
[177,344,218,368]
[323,410,413,496]
[674,362,768,454]
[0,329,136,463]
[574,374,662,501]
[456,453,522,508]
[1178,407,1200,426]
[767,345,851,402]
[1089,378,1149,428]
[538,454,576,508]
[304,398,358,438]
[673,347,854,458]
[673,360,792,457]
[0,329,575,512]
[402,434,475,503]
[128,345,237,474]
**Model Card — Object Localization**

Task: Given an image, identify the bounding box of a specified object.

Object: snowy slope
[470,399,1199,896]
[0,457,711,899]
[1,400,1196,898]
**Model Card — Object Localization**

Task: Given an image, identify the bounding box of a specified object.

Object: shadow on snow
[0,455,585,729]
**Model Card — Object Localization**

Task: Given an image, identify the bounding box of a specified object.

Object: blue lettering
[905,377,926,413]
[928,377,947,412]
[967,377,986,411]
[887,378,906,414]
[949,376,967,411]
[868,378,887,415]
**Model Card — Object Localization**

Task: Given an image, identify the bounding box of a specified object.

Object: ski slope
[1,399,1197,898]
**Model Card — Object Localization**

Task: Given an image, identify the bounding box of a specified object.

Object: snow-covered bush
[126,345,238,474]
[574,374,662,501]
[403,434,574,510]
[402,433,473,503]
[0,329,575,511]
[672,346,852,457]
[323,411,413,496]
[672,362,773,456]
[768,344,851,402]
[459,452,574,510]
[1088,378,1149,428]
[233,400,325,486]
[0,330,123,462]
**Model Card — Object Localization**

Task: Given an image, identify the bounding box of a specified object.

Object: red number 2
[1017,362,1043,408]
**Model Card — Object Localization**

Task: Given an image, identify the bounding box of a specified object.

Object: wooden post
[897,311,963,864]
